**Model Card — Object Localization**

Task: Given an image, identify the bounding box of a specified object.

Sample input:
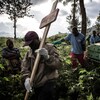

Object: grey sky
[0,0,100,38]
[85,1,100,19]
[31,0,47,5]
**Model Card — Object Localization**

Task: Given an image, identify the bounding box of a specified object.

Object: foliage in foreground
[0,37,100,100]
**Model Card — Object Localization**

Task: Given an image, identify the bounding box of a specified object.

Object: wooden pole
[24,0,58,100]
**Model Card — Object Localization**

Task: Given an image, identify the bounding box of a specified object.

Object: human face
[72,28,79,36]
[7,41,14,49]
[29,39,40,52]
[93,31,96,36]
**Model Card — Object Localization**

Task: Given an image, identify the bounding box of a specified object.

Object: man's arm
[21,52,31,81]
[52,38,66,45]
[81,44,86,51]
[90,36,94,44]
[81,36,86,51]
[44,45,62,69]
[2,48,13,59]
[15,48,21,59]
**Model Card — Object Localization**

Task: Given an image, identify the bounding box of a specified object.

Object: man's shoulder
[65,33,72,38]
[68,33,72,36]
[79,32,84,35]
[79,33,85,38]
[2,47,9,52]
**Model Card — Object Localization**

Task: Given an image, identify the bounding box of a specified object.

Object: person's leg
[34,81,57,100]
[77,53,85,68]
[70,52,78,69]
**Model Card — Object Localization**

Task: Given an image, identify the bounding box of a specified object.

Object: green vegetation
[0,36,100,100]
[0,37,27,100]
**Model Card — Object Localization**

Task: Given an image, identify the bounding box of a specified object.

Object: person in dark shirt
[2,39,21,74]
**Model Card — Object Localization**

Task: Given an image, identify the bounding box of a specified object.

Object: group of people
[53,28,100,71]
[1,27,100,100]
[1,31,62,100]
[87,30,100,45]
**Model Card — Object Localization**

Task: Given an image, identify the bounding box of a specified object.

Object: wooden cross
[24,0,59,100]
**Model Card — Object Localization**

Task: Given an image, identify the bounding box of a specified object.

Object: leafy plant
[0,36,100,100]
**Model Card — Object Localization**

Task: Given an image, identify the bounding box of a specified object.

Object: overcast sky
[0,0,100,38]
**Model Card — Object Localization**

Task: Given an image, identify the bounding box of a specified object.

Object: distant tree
[79,0,87,36]
[71,0,79,27]
[66,0,80,31]
[59,0,79,29]
[59,0,87,36]
[0,1,4,14]
[87,17,91,28]
[0,0,32,39]
[95,12,100,34]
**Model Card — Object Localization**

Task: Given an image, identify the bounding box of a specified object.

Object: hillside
[0,36,100,100]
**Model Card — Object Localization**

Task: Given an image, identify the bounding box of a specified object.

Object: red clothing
[70,52,85,69]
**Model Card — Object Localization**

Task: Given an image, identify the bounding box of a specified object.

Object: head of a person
[72,27,79,36]
[93,30,96,36]
[23,31,40,52]
[6,39,14,49]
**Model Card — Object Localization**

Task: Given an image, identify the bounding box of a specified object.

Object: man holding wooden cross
[21,31,62,100]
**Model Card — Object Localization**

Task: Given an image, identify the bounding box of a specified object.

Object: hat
[23,31,39,46]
